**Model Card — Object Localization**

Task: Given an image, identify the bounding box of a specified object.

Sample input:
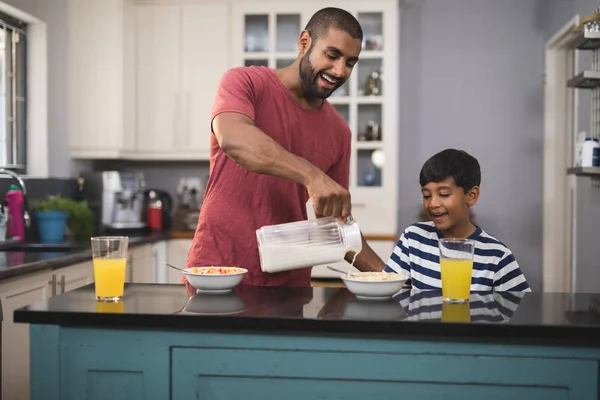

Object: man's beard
[299,48,343,100]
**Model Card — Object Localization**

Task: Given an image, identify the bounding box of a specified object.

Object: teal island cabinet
[14,284,600,400]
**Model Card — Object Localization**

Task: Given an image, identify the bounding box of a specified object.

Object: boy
[385,149,531,292]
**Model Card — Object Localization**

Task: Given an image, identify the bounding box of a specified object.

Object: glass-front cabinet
[232,0,400,273]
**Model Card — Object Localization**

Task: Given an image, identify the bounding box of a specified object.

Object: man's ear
[466,186,480,207]
[298,30,312,55]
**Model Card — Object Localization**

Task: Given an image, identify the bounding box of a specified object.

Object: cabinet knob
[60,275,66,293]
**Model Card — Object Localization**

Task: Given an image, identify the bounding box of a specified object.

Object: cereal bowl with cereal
[341,271,407,300]
[183,266,248,294]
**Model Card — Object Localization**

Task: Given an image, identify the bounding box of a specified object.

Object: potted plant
[31,195,94,244]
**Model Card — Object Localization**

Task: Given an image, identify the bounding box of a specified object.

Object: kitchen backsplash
[91,160,210,206]
[0,177,77,202]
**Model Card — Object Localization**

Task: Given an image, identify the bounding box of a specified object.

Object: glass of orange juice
[91,236,129,302]
[439,238,475,304]
[441,302,471,323]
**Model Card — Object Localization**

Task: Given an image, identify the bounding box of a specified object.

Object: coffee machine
[81,171,146,233]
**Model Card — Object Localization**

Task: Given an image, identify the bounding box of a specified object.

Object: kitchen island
[14,284,600,400]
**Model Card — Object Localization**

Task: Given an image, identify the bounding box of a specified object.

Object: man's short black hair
[304,7,363,42]
[419,149,481,192]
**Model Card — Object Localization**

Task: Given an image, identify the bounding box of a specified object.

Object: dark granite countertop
[0,233,171,281]
[14,283,600,346]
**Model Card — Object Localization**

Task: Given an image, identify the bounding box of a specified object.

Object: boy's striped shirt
[384,222,531,292]
[395,289,525,323]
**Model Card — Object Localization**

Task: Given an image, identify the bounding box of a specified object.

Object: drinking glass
[439,238,475,303]
[91,236,129,302]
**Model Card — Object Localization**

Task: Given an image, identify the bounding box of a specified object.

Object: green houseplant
[31,195,94,243]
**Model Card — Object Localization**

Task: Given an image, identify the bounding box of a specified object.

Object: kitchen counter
[12,284,600,345]
[0,233,170,281]
[15,284,600,399]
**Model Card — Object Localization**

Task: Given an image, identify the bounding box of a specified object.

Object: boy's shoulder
[404,221,436,235]
[401,222,513,254]
[475,228,513,255]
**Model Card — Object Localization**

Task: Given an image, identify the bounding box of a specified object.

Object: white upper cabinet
[135,2,230,159]
[181,3,231,155]
[68,0,231,160]
[68,0,136,158]
[135,5,182,157]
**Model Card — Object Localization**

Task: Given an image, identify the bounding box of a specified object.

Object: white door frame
[543,16,579,293]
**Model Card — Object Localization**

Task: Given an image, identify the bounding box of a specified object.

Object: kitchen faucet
[0,169,30,228]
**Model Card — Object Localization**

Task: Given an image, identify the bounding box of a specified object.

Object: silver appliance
[81,171,146,231]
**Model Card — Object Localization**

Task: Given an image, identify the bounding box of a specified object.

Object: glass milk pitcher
[256,216,362,273]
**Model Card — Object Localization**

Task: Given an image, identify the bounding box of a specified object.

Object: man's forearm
[344,235,385,272]
[219,123,317,186]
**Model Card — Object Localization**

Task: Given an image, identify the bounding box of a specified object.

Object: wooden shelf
[328,97,351,105]
[567,167,600,176]
[356,96,383,104]
[355,141,382,150]
[360,50,384,59]
[567,70,600,89]
[570,31,600,50]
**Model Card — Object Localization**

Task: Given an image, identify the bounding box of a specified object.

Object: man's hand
[305,169,351,220]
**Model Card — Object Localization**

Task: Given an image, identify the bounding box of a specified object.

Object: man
[186,7,384,286]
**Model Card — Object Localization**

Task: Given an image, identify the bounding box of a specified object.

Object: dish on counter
[187,266,246,275]
[342,298,407,321]
[179,292,247,315]
[341,272,407,300]
[183,266,248,294]
[343,271,405,282]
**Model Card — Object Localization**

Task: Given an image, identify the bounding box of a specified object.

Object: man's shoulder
[222,66,275,87]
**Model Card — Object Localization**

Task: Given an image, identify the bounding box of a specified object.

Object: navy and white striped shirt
[384,222,531,292]
[395,289,525,323]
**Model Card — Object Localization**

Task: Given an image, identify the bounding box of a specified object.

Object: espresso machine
[81,171,146,233]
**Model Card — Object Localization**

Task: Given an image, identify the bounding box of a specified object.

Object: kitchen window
[0,12,26,173]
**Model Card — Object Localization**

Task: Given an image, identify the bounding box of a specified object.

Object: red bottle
[147,191,163,231]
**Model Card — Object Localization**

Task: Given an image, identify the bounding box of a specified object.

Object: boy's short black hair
[304,8,363,42]
[419,149,481,192]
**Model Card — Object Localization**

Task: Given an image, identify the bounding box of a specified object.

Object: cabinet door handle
[60,275,66,293]
[174,92,181,148]
[50,275,56,296]
[185,91,191,147]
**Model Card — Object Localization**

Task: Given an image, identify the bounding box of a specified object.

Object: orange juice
[93,258,126,300]
[441,302,471,323]
[96,300,124,313]
[440,258,473,302]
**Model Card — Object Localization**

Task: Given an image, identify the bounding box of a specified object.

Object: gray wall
[399,0,546,291]
[543,0,600,293]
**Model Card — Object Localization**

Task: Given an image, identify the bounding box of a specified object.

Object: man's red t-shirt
[185,66,351,287]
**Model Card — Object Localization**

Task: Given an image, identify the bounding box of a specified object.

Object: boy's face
[421,177,479,235]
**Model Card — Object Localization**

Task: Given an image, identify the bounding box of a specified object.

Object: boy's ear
[466,186,480,207]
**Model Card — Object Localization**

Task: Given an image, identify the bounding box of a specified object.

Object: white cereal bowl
[181,292,247,315]
[343,298,407,321]
[183,267,248,294]
[341,272,407,300]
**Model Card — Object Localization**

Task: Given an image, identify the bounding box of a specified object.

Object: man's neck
[276,66,323,109]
